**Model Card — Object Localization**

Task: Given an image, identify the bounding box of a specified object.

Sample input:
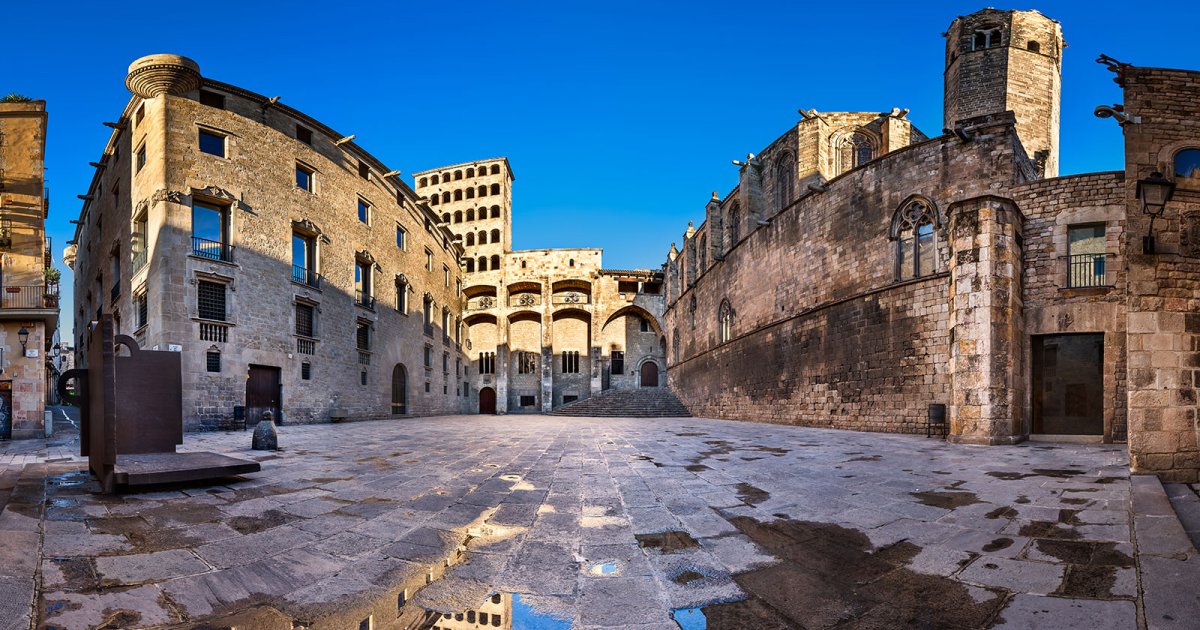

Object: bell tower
[943,9,1063,177]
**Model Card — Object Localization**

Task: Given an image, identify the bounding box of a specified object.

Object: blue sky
[7,1,1199,340]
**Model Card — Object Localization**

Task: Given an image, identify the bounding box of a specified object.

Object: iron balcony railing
[355,290,375,309]
[0,285,59,309]
[1067,253,1107,288]
[132,249,148,272]
[192,236,234,262]
[291,265,322,288]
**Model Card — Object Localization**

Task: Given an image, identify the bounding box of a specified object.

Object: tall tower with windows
[943,9,1063,177]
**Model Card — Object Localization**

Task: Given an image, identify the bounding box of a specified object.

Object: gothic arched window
[718,300,733,344]
[728,204,740,246]
[838,132,876,175]
[774,155,795,211]
[891,198,940,281]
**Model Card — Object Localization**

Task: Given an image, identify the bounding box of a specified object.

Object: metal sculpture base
[114,452,261,486]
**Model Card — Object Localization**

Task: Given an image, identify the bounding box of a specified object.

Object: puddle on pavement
[985,506,1018,519]
[845,455,881,462]
[227,508,296,534]
[910,490,982,509]
[404,592,572,629]
[673,569,706,584]
[636,530,700,552]
[1034,539,1134,598]
[987,468,1088,481]
[982,538,1014,552]
[735,483,770,506]
[588,561,621,576]
[695,517,1006,628]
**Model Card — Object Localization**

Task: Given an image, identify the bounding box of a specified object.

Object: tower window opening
[972,28,1002,50]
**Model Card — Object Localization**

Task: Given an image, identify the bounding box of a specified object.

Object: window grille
[205,351,221,372]
[295,302,315,337]
[197,280,226,321]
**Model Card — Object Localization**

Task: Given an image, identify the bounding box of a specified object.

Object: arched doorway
[391,364,407,415]
[479,387,497,414]
[640,361,659,387]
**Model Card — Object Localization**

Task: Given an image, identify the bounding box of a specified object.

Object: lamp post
[1137,171,1175,254]
[17,327,29,354]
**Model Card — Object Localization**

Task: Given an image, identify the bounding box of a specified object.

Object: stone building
[0,99,59,438]
[662,7,1200,481]
[413,161,666,414]
[66,55,470,430]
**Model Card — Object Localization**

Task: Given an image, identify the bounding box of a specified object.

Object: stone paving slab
[0,414,1165,629]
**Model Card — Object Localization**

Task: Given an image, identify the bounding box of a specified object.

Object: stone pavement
[0,415,1192,629]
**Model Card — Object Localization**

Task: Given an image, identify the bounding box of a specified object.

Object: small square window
[301,362,311,380]
[358,161,370,180]
[425,381,431,393]
[296,125,312,145]
[199,130,225,157]
[296,163,314,192]
[358,199,371,225]
[520,395,536,407]
[206,351,221,373]
[199,90,225,109]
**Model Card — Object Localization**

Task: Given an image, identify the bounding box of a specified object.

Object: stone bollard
[252,411,279,451]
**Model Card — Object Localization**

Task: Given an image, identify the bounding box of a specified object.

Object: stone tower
[943,9,1063,177]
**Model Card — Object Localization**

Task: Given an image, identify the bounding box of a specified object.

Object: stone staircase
[547,387,692,418]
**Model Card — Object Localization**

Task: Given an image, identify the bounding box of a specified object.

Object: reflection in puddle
[421,592,572,629]
[672,607,707,630]
[588,561,620,576]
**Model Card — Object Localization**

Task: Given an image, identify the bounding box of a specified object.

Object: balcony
[0,285,59,309]
[296,338,316,355]
[1067,253,1108,288]
[355,290,375,309]
[199,322,229,342]
[192,236,234,263]
[291,265,322,288]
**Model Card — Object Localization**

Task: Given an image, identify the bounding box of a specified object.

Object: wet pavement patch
[674,569,706,584]
[986,506,1018,520]
[685,464,710,472]
[910,490,982,509]
[698,517,1005,628]
[987,469,1089,481]
[636,530,700,553]
[1038,540,1136,599]
[226,508,296,534]
[982,538,1014,552]
[735,483,770,506]
[846,455,881,462]
[1018,520,1081,540]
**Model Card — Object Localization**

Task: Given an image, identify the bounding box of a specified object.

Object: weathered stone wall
[1118,66,1200,481]
[1014,172,1129,441]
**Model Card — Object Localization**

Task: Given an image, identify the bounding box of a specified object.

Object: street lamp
[17,327,29,354]
[1137,171,1175,254]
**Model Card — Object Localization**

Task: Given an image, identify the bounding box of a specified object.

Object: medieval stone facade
[413,162,666,414]
[662,8,1200,481]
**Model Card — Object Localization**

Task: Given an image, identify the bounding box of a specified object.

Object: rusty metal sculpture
[58,315,260,492]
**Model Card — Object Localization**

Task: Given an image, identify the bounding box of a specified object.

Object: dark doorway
[0,381,11,439]
[391,364,407,415]
[479,387,496,414]
[1032,334,1104,435]
[246,365,281,426]
[640,361,660,387]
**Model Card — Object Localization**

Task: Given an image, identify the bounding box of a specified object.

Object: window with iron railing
[192,201,232,262]
[295,302,315,338]
[132,214,148,271]
[356,322,371,352]
[1067,224,1107,288]
[197,280,227,321]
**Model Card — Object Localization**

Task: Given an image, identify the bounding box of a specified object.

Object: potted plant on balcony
[43,267,60,307]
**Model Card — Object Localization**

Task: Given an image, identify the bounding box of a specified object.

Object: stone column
[947,196,1026,445]
[540,285,553,412]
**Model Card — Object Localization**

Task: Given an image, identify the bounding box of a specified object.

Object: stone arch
[601,304,662,336]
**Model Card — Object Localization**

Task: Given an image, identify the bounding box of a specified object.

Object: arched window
[466,232,475,246]
[1174,149,1200,180]
[892,198,940,281]
[688,295,697,329]
[430,195,439,206]
[479,231,488,245]
[466,167,475,177]
[838,132,876,174]
[972,27,1002,50]
[478,185,487,197]
[454,189,463,201]
[491,206,501,218]
[478,256,488,271]
[442,213,450,223]
[464,258,475,272]
[698,235,707,270]
[491,254,500,269]
[430,174,439,185]
[466,188,475,199]
[490,164,500,175]
[774,155,795,211]
[454,170,462,180]
[441,171,450,181]
[419,177,428,187]
[490,229,500,242]
[466,208,475,221]
[728,204,740,245]
[454,211,462,223]
[442,191,451,203]
[490,184,500,195]
[718,300,733,344]
[392,364,408,414]
[1026,40,1041,53]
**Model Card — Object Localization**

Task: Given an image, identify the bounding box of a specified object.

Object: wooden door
[479,387,496,415]
[640,362,659,387]
[391,364,407,415]
[246,365,281,426]
[1032,334,1104,436]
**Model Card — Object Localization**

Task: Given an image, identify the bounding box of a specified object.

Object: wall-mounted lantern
[18,327,29,354]
[1138,171,1176,254]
